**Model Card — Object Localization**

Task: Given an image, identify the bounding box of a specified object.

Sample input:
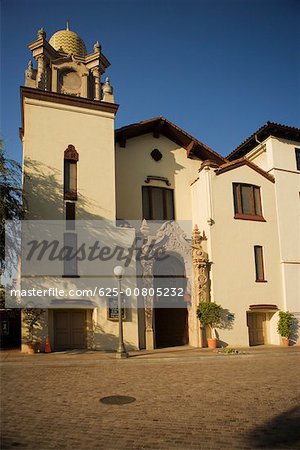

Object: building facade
[16,26,300,352]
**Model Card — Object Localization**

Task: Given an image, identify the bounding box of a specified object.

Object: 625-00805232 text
[10,287,185,298]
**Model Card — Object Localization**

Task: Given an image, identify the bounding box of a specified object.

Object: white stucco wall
[192,163,283,346]
[115,134,201,220]
[23,97,116,220]
[249,137,300,341]
[21,94,142,351]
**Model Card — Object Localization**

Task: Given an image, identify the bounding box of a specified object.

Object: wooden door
[247,312,266,346]
[53,310,86,351]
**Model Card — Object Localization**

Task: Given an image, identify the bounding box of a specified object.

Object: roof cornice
[20,86,119,138]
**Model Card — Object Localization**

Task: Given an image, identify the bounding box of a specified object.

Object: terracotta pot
[23,342,41,354]
[207,338,217,349]
[282,337,290,347]
[24,343,35,354]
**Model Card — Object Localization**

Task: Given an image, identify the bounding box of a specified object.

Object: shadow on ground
[246,403,300,448]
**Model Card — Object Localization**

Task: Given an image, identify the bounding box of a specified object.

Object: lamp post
[113,265,128,359]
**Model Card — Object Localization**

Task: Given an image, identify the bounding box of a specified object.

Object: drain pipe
[255,133,262,145]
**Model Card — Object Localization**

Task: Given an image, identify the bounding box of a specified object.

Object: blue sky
[1,0,299,161]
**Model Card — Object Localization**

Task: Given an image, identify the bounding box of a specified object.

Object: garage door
[53,310,87,351]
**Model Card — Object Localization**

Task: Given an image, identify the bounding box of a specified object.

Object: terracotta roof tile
[216,157,275,182]
[115,117,226,164]
[227,122,300,160]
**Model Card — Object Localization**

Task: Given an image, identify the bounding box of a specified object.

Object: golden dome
[49,28,87,57]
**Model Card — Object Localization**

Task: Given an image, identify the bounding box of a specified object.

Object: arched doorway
[153,254,188,348]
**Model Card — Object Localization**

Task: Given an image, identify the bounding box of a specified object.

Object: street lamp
[113,265,128,359]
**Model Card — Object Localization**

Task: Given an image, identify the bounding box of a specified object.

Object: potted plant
[196,301,222,349]
[277,311,294,346]
[23,309,44,353]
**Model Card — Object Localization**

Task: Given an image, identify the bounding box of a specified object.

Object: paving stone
[1,349,300,449]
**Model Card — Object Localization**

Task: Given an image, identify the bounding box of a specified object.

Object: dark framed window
[295,148,300,171]
[64,160,77,200]
[142,186,174,220]
[64,145,78,200]
[233,183,264,221]
[254,246,266,282]
[62,232,78,277]
[66,202,76,230]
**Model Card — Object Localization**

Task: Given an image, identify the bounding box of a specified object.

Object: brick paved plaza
[1,347,300,449]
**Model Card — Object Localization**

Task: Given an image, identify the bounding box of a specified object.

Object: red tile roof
[227,122,300,160]
[115,116,226,164]
[216,158,275,182]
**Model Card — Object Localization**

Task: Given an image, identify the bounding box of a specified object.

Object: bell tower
[25,24,114,102]
[21,25,118,221]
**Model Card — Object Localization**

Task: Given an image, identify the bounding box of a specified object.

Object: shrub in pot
[277,311,294,346]
[23,309,44,353]
[196,302,222,349]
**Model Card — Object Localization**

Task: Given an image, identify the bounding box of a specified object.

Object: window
[63,232,78,277]
[66,202,75,230]
[233,183,264,221]
[254,246,266,282]
[142,186,174,220]
[64,160,77,200]
[64,145,78,200]
[295,148,300,171]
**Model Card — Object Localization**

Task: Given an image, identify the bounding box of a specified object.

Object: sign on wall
[1,321,9,335]
[107,296,126,321]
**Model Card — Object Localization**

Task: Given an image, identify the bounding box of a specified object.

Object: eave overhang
[227,122,300,161]
[115,116,226,165]
[216,158,275,183]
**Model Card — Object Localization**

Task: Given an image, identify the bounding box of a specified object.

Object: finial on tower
[94,41,101,53]
[66,20,70,31]
[25,60,35,81]
[37,27,46,39]
[102,77,114,103]
[103,77,113,94]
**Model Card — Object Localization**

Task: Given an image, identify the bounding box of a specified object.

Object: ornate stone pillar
[140,220,155,350]
[192,224,209,347]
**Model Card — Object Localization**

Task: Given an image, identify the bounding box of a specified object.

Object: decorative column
[92,68,101,100]
[51,66,58,92]
[81,73,88,98]
[192,224,209,347]
[143,261,155,350]
[36,54,47,90]
[140,220,155,350]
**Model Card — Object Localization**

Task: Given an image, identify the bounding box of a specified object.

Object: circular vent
[151,149,162,162]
